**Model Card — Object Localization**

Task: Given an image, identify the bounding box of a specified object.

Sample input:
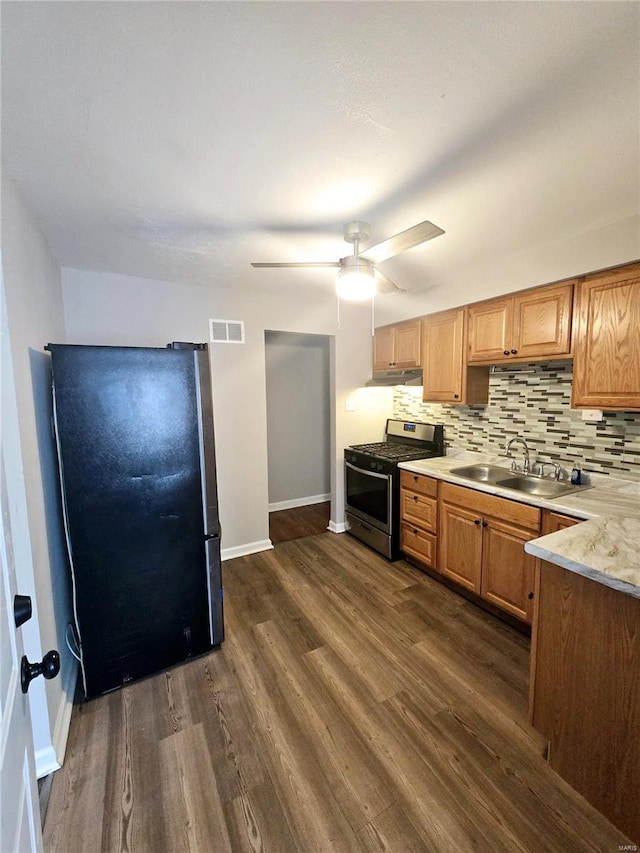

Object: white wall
[1,175,75,775]
[61,268,394,555]
[265,332,330,508]
[375,213,640,326]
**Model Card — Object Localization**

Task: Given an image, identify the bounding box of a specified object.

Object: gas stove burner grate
[349,442,437,462]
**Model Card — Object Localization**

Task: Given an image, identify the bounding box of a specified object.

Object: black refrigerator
[47,342,224,699]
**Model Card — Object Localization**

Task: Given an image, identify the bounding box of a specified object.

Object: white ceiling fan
[251,219,445,300]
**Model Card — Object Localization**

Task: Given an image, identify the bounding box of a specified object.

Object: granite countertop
[398,450,640,599]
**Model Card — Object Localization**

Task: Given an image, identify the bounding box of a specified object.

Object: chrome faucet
[505,437,531,474]
[535,461,562,481]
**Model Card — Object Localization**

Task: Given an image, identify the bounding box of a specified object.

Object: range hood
[366,368,423,387]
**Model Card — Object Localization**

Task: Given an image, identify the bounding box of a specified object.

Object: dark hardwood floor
[269,501,330,545]
[43,531,632,852]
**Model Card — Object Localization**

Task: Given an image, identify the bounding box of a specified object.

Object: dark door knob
[21,650,60,694]
[14,594,32,628]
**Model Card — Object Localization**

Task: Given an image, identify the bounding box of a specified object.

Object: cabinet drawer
[400,470,438,498]
[440,481,540,531]
[400,490,437,533]
[401,523,437,569]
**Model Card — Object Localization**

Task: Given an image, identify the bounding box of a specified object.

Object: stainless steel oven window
[345,462,392,533]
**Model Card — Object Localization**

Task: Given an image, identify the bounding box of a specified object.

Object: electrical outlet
[345,399,356,412]
[580,409,604,421]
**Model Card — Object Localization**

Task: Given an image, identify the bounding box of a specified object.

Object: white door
[1,270,43,851]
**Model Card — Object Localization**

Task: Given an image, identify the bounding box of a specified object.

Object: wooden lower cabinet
[439,502,482,592]
[480,518,537,622]
[399,471,438,570]
[530,560,640,842]
[438,482,540,623]
[541,509,582,535]
[400,523,437,568]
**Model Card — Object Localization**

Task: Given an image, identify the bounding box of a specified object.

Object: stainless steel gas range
[344,419,444,560]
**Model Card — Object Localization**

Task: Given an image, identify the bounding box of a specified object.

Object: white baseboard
[52,658,78,768]
[36,657,78,778]
[35,745,59,779]
[328,520,347,534]
[269,493,330,513]
[221,539,274,561]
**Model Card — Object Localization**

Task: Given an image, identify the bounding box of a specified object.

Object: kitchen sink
[449,464,514,483]
[494,476,592,499]
[450,464,593,499]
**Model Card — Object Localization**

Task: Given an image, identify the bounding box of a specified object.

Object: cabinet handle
[412,495,418,502]
[453,394,459,399]
[503,350,510,355]
[413,528,418,535]
[528,592,534,600]
[511,349,518,355]
[474,519,481,526]
[413,475,418,482]
[482,521,488,528]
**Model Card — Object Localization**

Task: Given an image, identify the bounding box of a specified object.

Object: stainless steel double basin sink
[448,464,592,499]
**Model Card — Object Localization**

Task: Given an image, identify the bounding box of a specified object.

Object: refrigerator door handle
[205,536,224,647]
[194,348,220,537]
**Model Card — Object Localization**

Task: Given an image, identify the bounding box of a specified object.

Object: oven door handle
[345,461,390,480]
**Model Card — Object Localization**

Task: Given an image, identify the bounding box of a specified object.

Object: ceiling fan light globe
[336,268,375,301]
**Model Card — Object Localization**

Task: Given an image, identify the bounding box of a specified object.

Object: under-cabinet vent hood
[366,368,423,387]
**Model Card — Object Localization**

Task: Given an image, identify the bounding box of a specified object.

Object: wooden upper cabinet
[571,265,640,412]
[422,307,489,405]
[467,298,512,363]
[468,282,574,364]
[373,319,421,370]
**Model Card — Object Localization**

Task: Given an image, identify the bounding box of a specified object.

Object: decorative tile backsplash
[394,361,640,478]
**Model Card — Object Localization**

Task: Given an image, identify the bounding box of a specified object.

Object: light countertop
[398,450,640,598]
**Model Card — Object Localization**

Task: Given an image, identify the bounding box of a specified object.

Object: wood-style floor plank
[44,530,634,852]
[268,501,330,545]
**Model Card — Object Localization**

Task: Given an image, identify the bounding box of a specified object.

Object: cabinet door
[422,308,464,402]
[394,320,421,368]
[422,308,490,405]
[572,271,640,411]
[480,518,537,623]
[467,298,512,363]
[439,503,482,593]
[373,326,395,370]
[512,283,573,360]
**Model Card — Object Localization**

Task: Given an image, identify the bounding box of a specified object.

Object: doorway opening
[264,331,331,545]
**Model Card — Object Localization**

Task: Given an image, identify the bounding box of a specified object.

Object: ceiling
[2,1,638,301]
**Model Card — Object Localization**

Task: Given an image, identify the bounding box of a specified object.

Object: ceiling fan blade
[363,220,445,264]
[251,262,340,269]
[374,267,406,296]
